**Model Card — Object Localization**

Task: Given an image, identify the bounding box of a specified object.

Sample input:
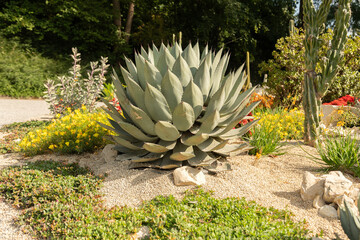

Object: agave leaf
[221,70,247,114]
[182,80,204,118]
[219,119,259,139]
[187,147,215,166]
[117,121,158,142]
[170,42,182,59]
[100,97,126,123]
[204,161,232,173]
[217,101,260,136]
[193,59,211,101]
[156,47,176,76]
[221,86,256,115]
[161,70,183,112]
[199,84,226,122]
[113,145,141,154]
[143,140,176,153]
[213,143,251,157]
[172,102,195,131]
[134,53,147,89]
[172,55,192,87]
[170,143,195,161]
[200,44,209,61]
[155,121,181,141]
[129,152,165,163]
[144,60,162,89]
[182,42,199,69]
[112,136,143,150]
[198,110,220,134]
[124,56,138,82]
[181,132,209,146]
[98,121,136,142]
[152,43,160,64]
[209,53,230,98]
[159,152,183,169]
[210,48,223,77]
[197,137,228,152]
[140,46,150,61]
[145,83,172,122]
[193,42,200,61]
[120,66,147,111]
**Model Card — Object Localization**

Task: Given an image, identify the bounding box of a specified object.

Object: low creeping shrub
[0,161,310,239]
[19,106,112,155]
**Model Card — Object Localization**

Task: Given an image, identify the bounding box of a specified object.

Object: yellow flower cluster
[254,108,304,140]
[19,106,113,155]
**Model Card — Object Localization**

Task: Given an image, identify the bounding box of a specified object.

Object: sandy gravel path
[0,98,51,127]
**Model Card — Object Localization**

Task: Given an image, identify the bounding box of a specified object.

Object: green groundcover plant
[0,160,311,239]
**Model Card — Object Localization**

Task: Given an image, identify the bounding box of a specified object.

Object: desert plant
[44,48,110,115]
[19,106,112,155]
[101,42,259,170]
[303,0,351,145]
[339,194,360,240]
[309,133,360,177]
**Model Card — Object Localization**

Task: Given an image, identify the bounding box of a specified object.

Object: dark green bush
[0,37,66,98]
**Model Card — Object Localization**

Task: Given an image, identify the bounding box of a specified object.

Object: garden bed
[1,142,355,239]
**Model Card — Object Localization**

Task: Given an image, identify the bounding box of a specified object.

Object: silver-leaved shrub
[44,48,109,115]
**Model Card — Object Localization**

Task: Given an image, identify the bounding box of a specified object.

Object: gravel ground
[0,98,51,127]
[21,143,352,240]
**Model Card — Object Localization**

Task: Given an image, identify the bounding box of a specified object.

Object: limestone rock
[318,205,338,218]
[101,144,118,163]
[323,172,352,203]
[173,166,206,186]
[300,171,325,201]
[313,195,326,209]
[347,186,360,202]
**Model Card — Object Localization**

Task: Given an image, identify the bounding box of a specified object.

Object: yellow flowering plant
[19,106,113,155]
[253,107,304,140]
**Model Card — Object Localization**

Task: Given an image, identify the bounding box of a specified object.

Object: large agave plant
[100,42,259,170]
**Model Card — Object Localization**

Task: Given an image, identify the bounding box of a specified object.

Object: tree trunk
[124,1,135,43]
[112,0,122,39]
[299,0,304,28]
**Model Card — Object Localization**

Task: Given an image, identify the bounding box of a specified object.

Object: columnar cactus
[101,42,259,170]
[303,0,351,145]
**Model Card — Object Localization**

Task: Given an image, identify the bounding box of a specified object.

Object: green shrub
[306,133,360,177]
[19,107,112,155]
[0,37,66,98]
[0,161,310,239]
[259,28,360,105]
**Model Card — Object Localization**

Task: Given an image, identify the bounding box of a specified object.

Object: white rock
[323,172,352,203]
[173,166,206,186]
[101,144,118,163]
[313,195,326,209]
[347,186,360,202]
[318,205,338,218]
[300,171,325,201]
[131,226,150,239]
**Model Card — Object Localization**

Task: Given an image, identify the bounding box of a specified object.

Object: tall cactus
[303,0,351,145]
